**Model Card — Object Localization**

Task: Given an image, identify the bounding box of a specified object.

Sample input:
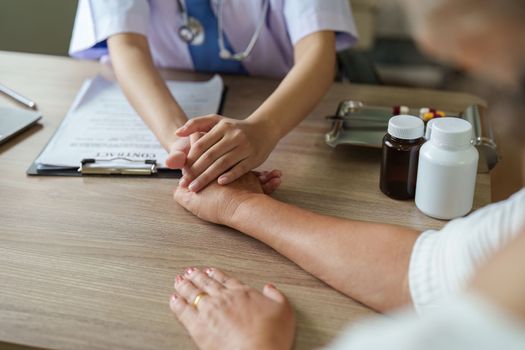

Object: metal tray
[325,101,499,173]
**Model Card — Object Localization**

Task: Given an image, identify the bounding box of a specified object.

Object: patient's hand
[170,267,294,350]
[166,133,203,170]
[174,170,281,224]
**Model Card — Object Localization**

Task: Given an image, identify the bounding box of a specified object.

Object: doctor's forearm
[228,194,420,312]
[108,33,188,150]
[248,31,336,140]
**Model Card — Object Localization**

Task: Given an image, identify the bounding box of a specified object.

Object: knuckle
[192,143,204,155]
[219,120,235,129]
[178,305,194,321]
[224,279,240,288]
[202,298,223,314]
[197,173,212,184]
[223,292,237,305]
[203,150,216,162]
[179,279,193,292]
[194,272,210,286]
[232,130,246,141]
[238,134,248,143]
[230,168,242,178]
[233,164,247,176]
[207,268,221,278]
[215,157,231,170]
[200,304,214,317]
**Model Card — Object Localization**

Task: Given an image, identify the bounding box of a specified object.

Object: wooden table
[0,52,490,350]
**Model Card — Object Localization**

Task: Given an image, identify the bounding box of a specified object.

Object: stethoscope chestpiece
[178,16,205,46]
[177,0,269,60]
[179,25,196,43]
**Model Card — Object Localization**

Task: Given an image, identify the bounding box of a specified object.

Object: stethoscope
[176,0,269,61]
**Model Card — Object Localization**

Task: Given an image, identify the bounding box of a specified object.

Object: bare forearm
[108,33,187,150]
[248,31,336,140]
[229,194,420,312]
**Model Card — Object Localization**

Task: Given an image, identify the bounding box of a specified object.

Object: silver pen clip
[79,158,158,175]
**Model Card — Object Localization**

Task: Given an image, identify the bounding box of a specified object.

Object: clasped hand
[174,170,281,225]
[173,114,278,192]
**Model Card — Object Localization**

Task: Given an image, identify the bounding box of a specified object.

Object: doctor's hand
[174,170,281,225]
[175,115,279,192]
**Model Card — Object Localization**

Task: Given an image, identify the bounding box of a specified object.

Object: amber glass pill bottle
[380,115,425,200]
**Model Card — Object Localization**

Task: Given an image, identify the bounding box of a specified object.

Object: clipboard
[26,158,183,178]
[27,76,227,178]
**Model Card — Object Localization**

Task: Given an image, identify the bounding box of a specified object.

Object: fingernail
[218,176,228,185]
[179,178,187,187]
[175,275,184,283]
[177,125,187,132]
[188,182,198,192]
[266,283,276,289]
[185,267,196,276]
[204,268,213,276]
[170,293,178,302]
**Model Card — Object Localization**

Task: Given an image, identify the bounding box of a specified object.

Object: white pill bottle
[415,118,479,220]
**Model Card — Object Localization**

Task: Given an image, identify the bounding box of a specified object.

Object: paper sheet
[36,75,223,168]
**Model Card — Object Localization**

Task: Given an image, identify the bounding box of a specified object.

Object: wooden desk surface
[0,51,490,350]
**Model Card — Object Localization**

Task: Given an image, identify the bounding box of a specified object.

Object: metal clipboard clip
[79,158,158,175]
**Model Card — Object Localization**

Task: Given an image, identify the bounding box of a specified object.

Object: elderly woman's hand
[170,267,295,350]
[174,170,281,225]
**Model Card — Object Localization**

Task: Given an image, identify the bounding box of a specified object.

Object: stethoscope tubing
[177,0,269,61]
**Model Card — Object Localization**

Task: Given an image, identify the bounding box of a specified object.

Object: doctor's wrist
[246,114,282,144]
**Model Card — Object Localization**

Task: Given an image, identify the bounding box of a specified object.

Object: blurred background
[0,0,521,199]
[0,0,77,56]
[0,0,449,88]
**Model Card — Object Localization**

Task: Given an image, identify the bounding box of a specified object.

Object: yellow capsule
[423,112,435,122]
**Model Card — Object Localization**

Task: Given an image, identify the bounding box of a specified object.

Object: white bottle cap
[429,118,473,148]
[387,115,424,140]
[425,118,436,140]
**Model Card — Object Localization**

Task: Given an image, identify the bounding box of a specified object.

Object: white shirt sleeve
[69,0,150,59]
[283,0,358,51]
[326,293,525,350]
[409,188,525,315]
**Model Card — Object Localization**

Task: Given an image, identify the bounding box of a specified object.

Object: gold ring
[192,292,208,308]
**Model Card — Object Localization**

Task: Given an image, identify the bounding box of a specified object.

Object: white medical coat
[69,0,358,77]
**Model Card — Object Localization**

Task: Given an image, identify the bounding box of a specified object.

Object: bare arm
[229,194,419,312]
[249,30,337,140]
[174,173,420,313]
[176,31,337,191]
[107,33,190,167]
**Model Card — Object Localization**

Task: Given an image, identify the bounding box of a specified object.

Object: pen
[0,82,37,110]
